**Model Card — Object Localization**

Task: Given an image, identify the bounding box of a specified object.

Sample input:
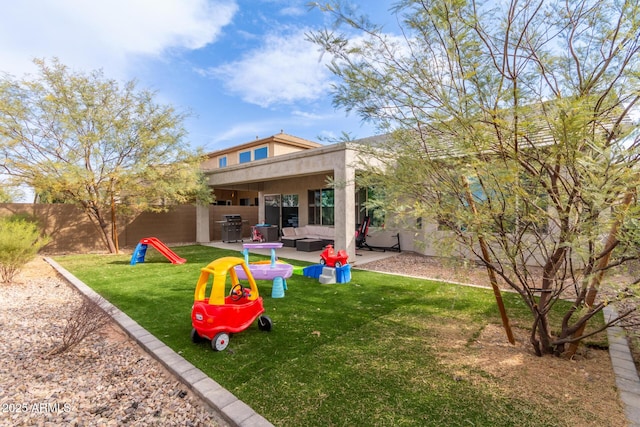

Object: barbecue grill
[220,214,243,242]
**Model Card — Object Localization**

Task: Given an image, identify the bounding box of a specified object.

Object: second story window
[254,146,268,160]
[238,146,268,164]
[239,151,251,163]
[218,156,227,168]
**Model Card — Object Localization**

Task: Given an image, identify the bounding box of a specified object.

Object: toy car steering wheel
[230,283,246,301]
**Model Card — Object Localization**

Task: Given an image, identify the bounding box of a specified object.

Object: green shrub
[0,215,51,283]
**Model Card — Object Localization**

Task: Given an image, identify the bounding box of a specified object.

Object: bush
[45,295,114,357]
[0,215,51,283]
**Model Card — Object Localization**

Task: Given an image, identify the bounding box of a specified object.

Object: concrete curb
[45,257,273,427]
[604,305,640,427]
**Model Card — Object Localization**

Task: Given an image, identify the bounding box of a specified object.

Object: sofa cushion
[291,225,335,240]
[282,227,297,237]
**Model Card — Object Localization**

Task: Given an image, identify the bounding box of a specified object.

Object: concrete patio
[202,240,399,266]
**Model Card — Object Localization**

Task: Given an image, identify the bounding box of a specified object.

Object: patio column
[258,191,265,224]
[334,147,357,260]
[196,203,210,243]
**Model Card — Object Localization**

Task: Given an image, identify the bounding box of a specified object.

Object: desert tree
[310,0,640,356]
[0,58,212,253]
[0,185,19,202]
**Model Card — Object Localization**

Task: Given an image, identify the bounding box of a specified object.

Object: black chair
[355,216,371,250]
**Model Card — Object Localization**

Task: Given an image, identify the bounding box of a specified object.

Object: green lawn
[55,245,567,426]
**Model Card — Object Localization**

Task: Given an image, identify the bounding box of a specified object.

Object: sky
[0,0,397,153]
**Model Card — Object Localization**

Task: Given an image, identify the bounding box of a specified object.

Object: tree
[310,0,640,356]
[0,186,17,202]
[0,58,212,253]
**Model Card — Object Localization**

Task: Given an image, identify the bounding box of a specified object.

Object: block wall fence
[0,204,258,254]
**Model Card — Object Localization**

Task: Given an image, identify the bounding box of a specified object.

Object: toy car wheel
[258,315,273,332]
[334,261,342,268]
[190,328,204,343]
[211,332,230,351]
[319,258,326,265]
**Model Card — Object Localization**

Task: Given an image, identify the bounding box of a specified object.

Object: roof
[205,132,322,159]
[349,104,637,158]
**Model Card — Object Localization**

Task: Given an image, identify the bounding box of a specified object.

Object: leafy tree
[310,0,640,356]
[0,58,211,253]
[0,186,16,202]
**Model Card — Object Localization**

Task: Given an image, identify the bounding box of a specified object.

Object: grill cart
[220,214,244,243]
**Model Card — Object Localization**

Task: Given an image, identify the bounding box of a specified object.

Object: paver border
[604,305,640,427]
[45,257,273,427]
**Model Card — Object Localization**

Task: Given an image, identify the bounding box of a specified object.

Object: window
[254,146,268,160]
[438,174,549,233]
[282,194,299,227]
[218,156,227,168]
[238,146,268,163]
[308,189,334,226]
[239,151,251,164]
[355,186,385,227]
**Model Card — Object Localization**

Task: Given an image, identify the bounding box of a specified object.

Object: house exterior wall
[202,143,360,257]
[201,133,321,170]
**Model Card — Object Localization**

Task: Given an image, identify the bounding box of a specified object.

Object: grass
[55,245,575,426]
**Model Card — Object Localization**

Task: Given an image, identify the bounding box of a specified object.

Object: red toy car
[191,256,272,351]
[319,244,349,268]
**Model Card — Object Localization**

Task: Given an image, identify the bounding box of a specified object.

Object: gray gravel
[0,276,227,427]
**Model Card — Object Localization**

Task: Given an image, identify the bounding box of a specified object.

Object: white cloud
[207,120,282,147]
[0,0,237,78]
[279,6,306,17]
[291,110,328,120]
[207,28,333,107]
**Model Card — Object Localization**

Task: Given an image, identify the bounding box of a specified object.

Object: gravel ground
[0,262,229,427]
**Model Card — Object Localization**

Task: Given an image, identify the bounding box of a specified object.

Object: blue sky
[0,0,396,153]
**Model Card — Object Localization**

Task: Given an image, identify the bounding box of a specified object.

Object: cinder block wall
[0,203,259,254]
[120,205,197,245]
[1,203,106,254]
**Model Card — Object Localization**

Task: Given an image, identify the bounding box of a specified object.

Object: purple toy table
[235,242,292,298]
[241,242,283,265]
[242,242,283,249]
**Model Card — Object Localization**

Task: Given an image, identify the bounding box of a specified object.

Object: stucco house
[195,132,401,260]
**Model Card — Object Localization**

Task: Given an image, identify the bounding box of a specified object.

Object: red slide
[140,237,186,264]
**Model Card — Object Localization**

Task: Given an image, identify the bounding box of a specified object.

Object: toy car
[319,244,349,268]
[191,256,272,351]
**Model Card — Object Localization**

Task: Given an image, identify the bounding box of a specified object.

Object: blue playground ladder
[130,242,148,265]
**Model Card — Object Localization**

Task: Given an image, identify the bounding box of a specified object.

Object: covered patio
[197,142,369,260]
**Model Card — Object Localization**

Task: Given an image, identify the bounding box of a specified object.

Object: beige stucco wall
[201,134,321,170]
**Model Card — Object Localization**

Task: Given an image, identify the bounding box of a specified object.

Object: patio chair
[355,216,371,250]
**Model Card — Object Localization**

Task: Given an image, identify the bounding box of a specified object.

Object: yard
[54,245,625,427]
